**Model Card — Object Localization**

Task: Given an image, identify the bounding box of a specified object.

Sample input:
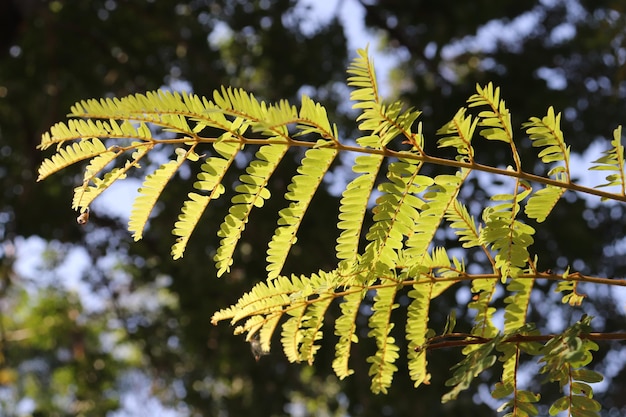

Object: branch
[422,331,626,351]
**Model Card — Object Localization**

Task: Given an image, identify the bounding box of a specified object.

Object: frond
[336,154,384,262]
[72,143,151,211]
[70,90,211,135]
[298,293,334,364]
[213,86,291,136]
[332,289,364,379]
[493,344,518,413]
[367,282,400,394]
[210,277,289,326]
[171,193,210,258]
[436,108,477,161]
[374,102,422,148]
[362,158,430,269]
[520,107,571,222]
[347,47,380,106]
[258,315,281,354]
[590,125,626,195]
[347,48,420,149]
[128,152,186,241]
[467,83,513,144]
[39,46,624,407]
[498,271,535,409]
[442,335,501,403]
[297,95,338,140]
[171,140,241,259]
[524,106,570,176]
[406,277,434,388]
[281,304,307,363]
[214,143,289,276]
[466,277,499,343]
[503,277,533,334]
[266,145,338,279]
[540,316,602,417]
[555,277,586,306]
[405,172,466,261]
[423,246,461,279]
[524,185,566,223]
[445,199,483,249]
[211,271,338,363]
[39,117,153,150]
[494,323,542,417]
[37,138,108,181]
[211,270,335,323]
[82,148,122,182]
[479,189,535,282]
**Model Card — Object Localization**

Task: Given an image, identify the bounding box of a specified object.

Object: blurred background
[2,0,626,415]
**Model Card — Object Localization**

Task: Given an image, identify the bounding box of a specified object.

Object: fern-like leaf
[437,108,477,161]
[540,316,602,417]
[406,275,434,388]
[347,48,420,149]
[522,106,570,221]
[214,143,289,276]
[524,106,570,168]
[266,145,338,279]
[211,271,338,363]
[504,278,533,334]
[590,125,626,194]
[494,275,536,416]
[466,277,499,344]
[445,199,483,249]
[37,138,108,181]
[442,335,501,403]
[555,274,586,306]
[367,282,400,394]
[336,154,384,262]
[480,189,535,282]
[129,152,186,241]
[347,47,380,108]
[468,83,513,144]
[298,293,334,364]
[81,148,122,183]
[494,324,542,417]
[363,159,430,269]
[39,117,152,150]
[72,143,151,211]
[171,140,242,259]
[332,289,364,379]
[405,172,466,261]
[281,304,307,363]
[524,185,565,223]
[213,86,295,138]
[297,95,338,140]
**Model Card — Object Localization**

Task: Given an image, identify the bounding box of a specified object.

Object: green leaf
[590,125,626,194]
[38,138,109,181]
[332,290,364,380]
[367,283,400,394]
[214,143,289,276]
[468,83,513,144]
[266,146,338,279]
[572,369,603,383]
[129,154,185,241]
[336,154,384,262]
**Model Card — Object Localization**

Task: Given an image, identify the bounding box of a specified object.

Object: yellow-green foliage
[39,47,626,415]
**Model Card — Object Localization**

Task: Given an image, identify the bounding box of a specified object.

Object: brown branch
[420,332,626,351]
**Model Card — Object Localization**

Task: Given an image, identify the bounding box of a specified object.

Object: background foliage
[2,0,626,416]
